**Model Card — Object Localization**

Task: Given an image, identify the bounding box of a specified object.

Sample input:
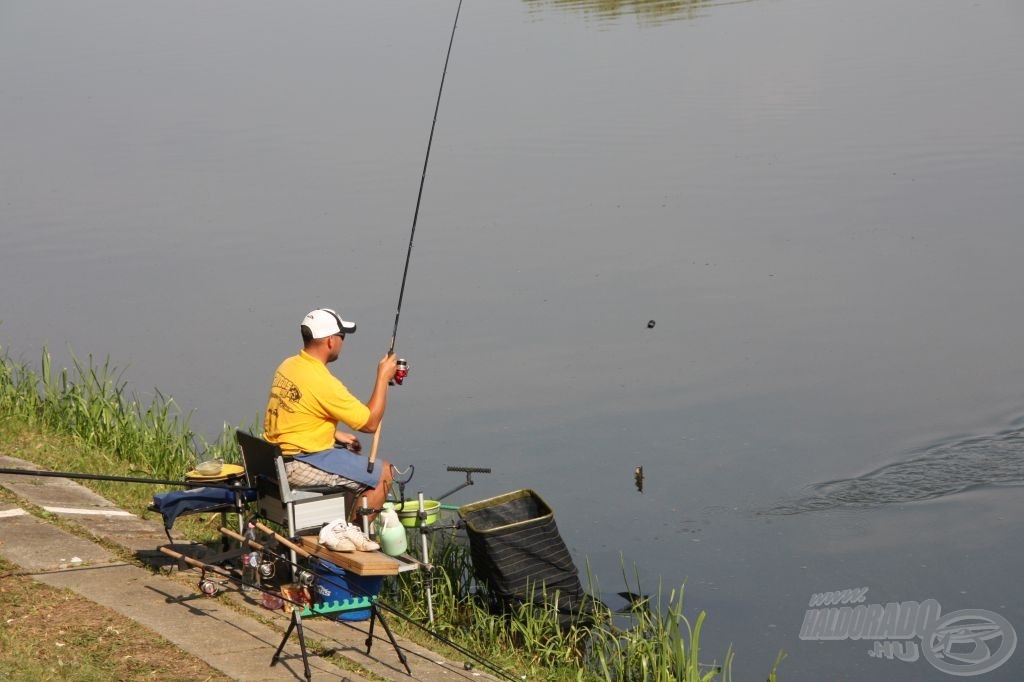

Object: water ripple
[763,422,1024,515]
[525,0,760,27]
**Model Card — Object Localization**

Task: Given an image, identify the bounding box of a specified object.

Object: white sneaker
[319,519,356,552]
[342,524,380,552]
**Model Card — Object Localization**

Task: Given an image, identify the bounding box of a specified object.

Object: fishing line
[368,0,463,475]
[387,0,463,355]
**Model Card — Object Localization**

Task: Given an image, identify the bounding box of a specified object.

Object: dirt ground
[0,560,231,682]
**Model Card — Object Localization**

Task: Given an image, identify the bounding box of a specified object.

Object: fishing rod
[159,544,305,606]
[388,0,464,355]
[239,522,520,682]
[0,466,246,491]
[369,0,464,475]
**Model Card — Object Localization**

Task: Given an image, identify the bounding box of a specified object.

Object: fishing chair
[235,430,357,574]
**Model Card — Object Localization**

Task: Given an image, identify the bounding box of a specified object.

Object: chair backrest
[235,429,352,534]
[236,429,287,526]
[236,430,279,484]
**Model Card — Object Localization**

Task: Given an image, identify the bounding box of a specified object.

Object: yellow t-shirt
[264,350,371,455]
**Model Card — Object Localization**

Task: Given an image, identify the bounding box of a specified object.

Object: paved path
[0,455,502,682]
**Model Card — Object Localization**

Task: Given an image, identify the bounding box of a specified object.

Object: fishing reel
[198,568,221,596]
[296,569,317,588]
[390,358,410,386]
[258,559,276,580]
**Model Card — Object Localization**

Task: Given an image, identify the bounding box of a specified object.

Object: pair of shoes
[342,524,380,552]
[318,520,379,553]
[319,519,355,551]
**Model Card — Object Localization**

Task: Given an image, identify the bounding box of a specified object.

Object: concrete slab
[0,460,123,511]
[0,456,504,682]
[37,565,359,681]
[1,508,364,681]
[0,507,119,570]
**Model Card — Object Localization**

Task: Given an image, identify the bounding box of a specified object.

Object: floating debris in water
[647,320,656,329]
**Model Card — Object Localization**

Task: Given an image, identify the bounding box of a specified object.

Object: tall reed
[0,347,238,483]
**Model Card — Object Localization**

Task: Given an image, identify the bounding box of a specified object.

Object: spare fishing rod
[369,0,464,474]
[159,544,304,606]
[0,466,246,491]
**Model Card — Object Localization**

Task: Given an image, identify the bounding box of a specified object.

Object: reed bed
[0,347,783,681]
[0,347,238,527]
[381,523,785,681]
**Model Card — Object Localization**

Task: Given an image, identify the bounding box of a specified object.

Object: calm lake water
[3,1,1024,678]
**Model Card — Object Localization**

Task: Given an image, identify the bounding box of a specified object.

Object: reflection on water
[3,1,1023,678]
[524,0,757,26]
[765,420,1024,515]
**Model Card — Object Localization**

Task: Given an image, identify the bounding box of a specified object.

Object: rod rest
[446,465,492,474]
[300,596,374,617]
[437,465,493,502]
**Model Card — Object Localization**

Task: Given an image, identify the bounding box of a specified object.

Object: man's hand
[334,430,362,453]
[377,353,398,384]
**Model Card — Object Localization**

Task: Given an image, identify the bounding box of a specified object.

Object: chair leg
[219,510,231,552]
[365,604,376,652]
[271,611,296,667]
[371,604,412,676]
[273,610,312,682]
[288,512,299,582]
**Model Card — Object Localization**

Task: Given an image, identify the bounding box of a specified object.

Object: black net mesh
[459,489,594,623]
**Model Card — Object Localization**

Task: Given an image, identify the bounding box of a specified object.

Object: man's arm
[357,353,398,433]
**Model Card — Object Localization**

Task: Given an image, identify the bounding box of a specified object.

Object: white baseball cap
[301,308,357,339]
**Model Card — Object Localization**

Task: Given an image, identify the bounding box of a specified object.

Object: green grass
[0,346,242,540]
[0,347,240,477]
[0,346,785,681]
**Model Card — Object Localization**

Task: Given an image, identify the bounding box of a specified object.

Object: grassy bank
[0,347,784,681]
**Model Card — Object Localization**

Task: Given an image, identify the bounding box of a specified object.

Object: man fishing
[264,308,398,522]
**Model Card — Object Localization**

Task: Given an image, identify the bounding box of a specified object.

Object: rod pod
[229,523,519,682]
